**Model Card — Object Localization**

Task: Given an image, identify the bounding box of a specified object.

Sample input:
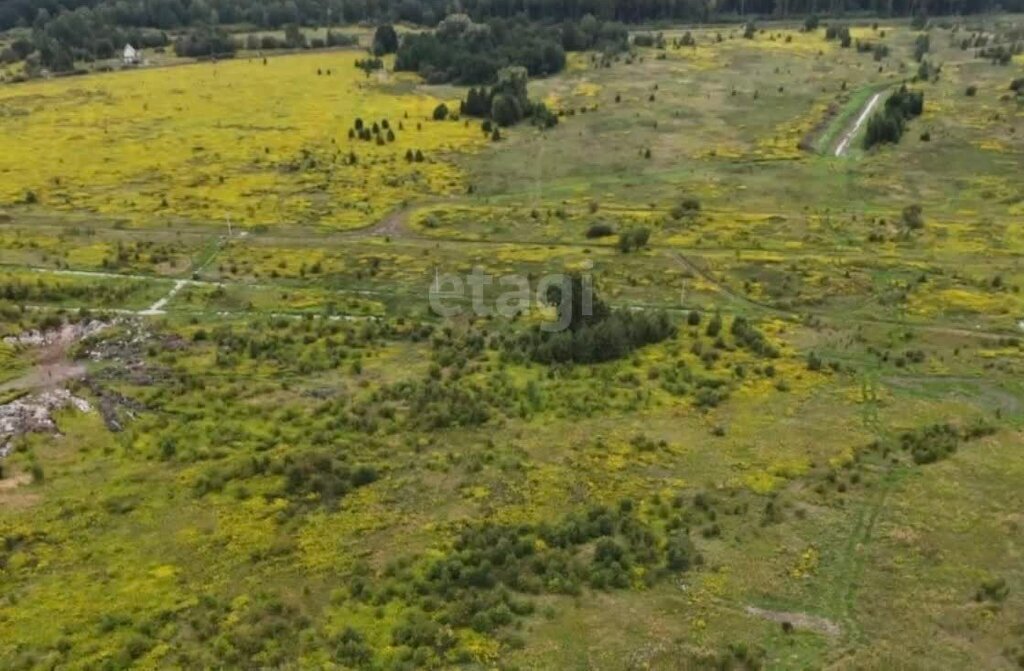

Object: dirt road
[835,91,883,157]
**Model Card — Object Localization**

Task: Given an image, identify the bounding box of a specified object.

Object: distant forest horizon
[4,0,1022,34]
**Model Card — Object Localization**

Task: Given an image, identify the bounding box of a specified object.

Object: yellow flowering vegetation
[0,52,487,230]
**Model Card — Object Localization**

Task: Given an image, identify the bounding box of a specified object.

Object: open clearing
[1,15,1023,671]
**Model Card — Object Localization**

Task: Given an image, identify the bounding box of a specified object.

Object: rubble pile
[0,390,92,458]
[3,320,109,349]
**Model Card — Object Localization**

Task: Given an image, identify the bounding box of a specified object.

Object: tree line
[6,0,1023,72]
[4,0,1021,37]
[394,14,618,85]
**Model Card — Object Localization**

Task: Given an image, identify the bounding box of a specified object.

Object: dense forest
[3,0,1022,73]
[3,0,1023,34]
[393,14,629,84]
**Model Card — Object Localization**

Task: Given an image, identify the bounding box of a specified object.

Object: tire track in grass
[829,367,902,647]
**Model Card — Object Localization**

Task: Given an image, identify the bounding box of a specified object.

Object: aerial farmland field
[1,8,1023,670]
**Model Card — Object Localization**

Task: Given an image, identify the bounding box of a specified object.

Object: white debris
[0,389,93,458]
[3,320,109,349]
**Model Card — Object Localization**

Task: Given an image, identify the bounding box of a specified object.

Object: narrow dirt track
[834,91,884,156]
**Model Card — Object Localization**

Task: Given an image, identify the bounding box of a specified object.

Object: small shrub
[901,204,924,230]
[975,576,1009,603]
[586,223,615,238]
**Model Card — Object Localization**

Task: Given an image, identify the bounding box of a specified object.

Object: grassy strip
[0,342,26,387]
[0,388,30,406]
[814,83,891,155]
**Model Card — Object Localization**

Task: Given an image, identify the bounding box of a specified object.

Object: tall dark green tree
[373,24,398,55]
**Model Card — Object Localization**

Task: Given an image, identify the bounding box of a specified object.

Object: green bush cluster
[459,67,558,128]
[729,316,779,358]
[825,24,852,47]
[898,420,994,465]
[513,310,675,365]
[864,86,924,149]
[342,503,701,660]
[616,227,651,253]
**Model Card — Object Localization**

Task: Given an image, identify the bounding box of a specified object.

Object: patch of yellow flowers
[0,52,487,229]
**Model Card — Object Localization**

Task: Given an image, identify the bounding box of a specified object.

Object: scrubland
[1,17,1023,670]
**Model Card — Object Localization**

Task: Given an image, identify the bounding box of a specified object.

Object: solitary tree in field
[373,24,399,55]
[901,204,924,230]
[706,312,722,337]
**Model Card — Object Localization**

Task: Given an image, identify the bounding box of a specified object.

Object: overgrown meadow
[1,16,1024,670]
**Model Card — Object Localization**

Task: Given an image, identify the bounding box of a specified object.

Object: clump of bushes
[634,32,666,48]
[897,419,994,465]
[913,33,930,62]
[354,57,383,73]
[825,24,852,48]
[899,423,960,464]
[916,58,940,82]
[863,86,924,149]
[670,198,701,219]
[975,576,1009,603]
[459,67,556,128]
[978,44,1020,65]
[281,450,379,507]
[617,227,651,253]
[730,316,779,358]
[901,204,924,230]
[508,275,676,364]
